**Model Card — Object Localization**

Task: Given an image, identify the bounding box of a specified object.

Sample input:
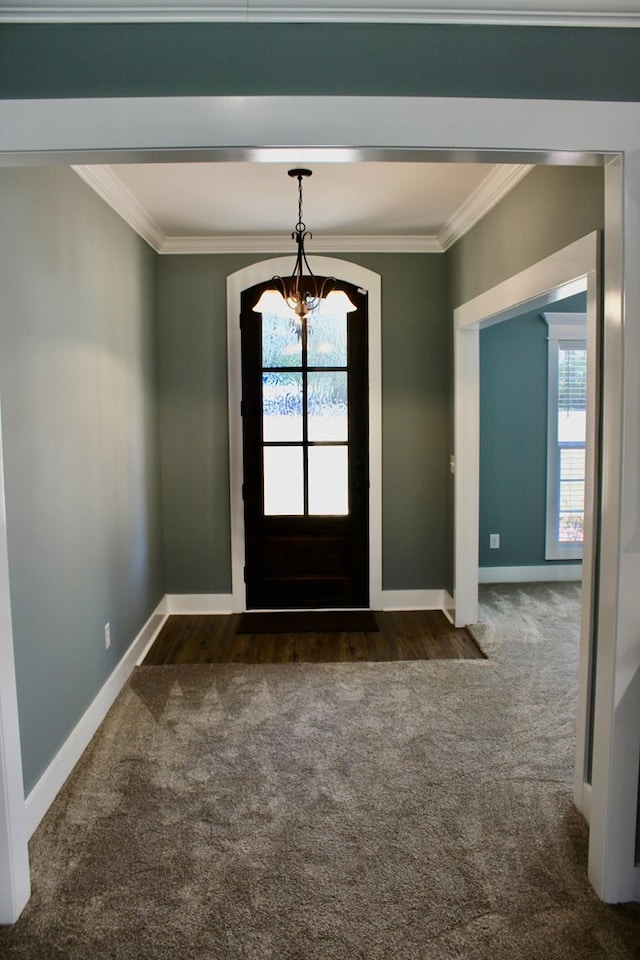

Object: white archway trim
[227,256,382,611]
[2,2,640,27]
[0,94,638,908]
[0,404,30,924]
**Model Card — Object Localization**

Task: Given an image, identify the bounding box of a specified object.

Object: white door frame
[453,231,599,828]
[0,402,30,924]
[0,96,638,910]
[227,257,382,612]
[453,231,598,626]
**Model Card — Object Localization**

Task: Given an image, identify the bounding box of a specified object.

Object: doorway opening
[227,256,382,613]
[454,231,600,824]
[478,290,588,578]
[0,92,635,913]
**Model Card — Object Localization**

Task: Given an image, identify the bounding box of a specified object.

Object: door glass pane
[264,447,304,515]
[307,372,348,441]
[307,306,347,367]
[262,311,302,368]
[308,446,349,515]
[262,372,303,442]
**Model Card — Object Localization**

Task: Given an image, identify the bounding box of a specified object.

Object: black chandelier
[253,168,355,322]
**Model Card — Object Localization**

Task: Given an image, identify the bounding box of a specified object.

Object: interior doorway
[0,93,636,914]
[453,231,600,825]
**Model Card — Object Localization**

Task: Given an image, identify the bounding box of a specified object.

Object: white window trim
[543,311,587,561]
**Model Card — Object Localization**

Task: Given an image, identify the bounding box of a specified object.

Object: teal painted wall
[1,23,640,101]
[157,251,451,593]
[0,166,164,793]
[479,292,586,569]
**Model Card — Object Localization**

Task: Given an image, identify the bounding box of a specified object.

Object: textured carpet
[2,583,640,959]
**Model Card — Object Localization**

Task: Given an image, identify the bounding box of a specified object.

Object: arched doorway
[227,256,382,612]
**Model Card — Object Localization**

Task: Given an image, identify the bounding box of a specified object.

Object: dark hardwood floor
[144,610,485,665]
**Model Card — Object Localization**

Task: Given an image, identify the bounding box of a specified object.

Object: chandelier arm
[299,234,316,281]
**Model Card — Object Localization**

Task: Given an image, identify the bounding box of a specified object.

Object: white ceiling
[75,160,534,254]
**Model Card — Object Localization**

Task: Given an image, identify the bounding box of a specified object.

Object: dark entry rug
[236,610,380,634]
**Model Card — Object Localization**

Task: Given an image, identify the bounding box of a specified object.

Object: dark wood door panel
[252,576,354,609]
[265,534,349,576]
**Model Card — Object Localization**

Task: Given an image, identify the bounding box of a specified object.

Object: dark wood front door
[241,277,369,609]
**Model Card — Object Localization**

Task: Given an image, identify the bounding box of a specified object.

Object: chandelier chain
[295,171,308,239]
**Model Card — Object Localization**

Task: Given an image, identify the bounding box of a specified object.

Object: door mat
[236,610,380,634]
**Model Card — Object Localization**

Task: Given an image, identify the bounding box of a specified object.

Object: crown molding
[543,311,587,339]
[2,1,640,25]
[438,163,533,250]
[543,311,587,325]
[160,234,443,254]
[73,162,532,256]
[72,164,165,251]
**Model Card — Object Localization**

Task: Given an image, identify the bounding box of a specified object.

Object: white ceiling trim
[1,1,640,25]
[72,162,533,255]
[160,234,443,254]
[438,163,533,249]
[73,164,165,250]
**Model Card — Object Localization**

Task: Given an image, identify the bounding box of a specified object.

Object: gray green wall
[448,166,604,310]
[479,292,586,568]
[2,23,640,101]
[157,252,451,593]
[0,166,163,793]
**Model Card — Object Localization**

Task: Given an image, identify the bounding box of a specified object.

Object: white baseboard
[164,594,234,614]
[380,589,451,611]
[478,564,582,584]
[164,591,451,614]
[575,781,592,824]
[441,591,455,623]
[24,602,167,839]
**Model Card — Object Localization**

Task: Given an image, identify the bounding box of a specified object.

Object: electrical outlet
[104,623,111,650]
[489,533,500,549]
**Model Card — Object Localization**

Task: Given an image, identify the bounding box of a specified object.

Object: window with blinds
[544,312,587,561]
[556,343,587,545]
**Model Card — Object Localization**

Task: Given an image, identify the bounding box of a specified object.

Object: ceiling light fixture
[253,168,355,323]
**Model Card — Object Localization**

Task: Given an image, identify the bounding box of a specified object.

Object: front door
[241,277,369,609]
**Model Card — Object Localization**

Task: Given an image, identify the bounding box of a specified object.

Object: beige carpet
[1,583,639,959]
